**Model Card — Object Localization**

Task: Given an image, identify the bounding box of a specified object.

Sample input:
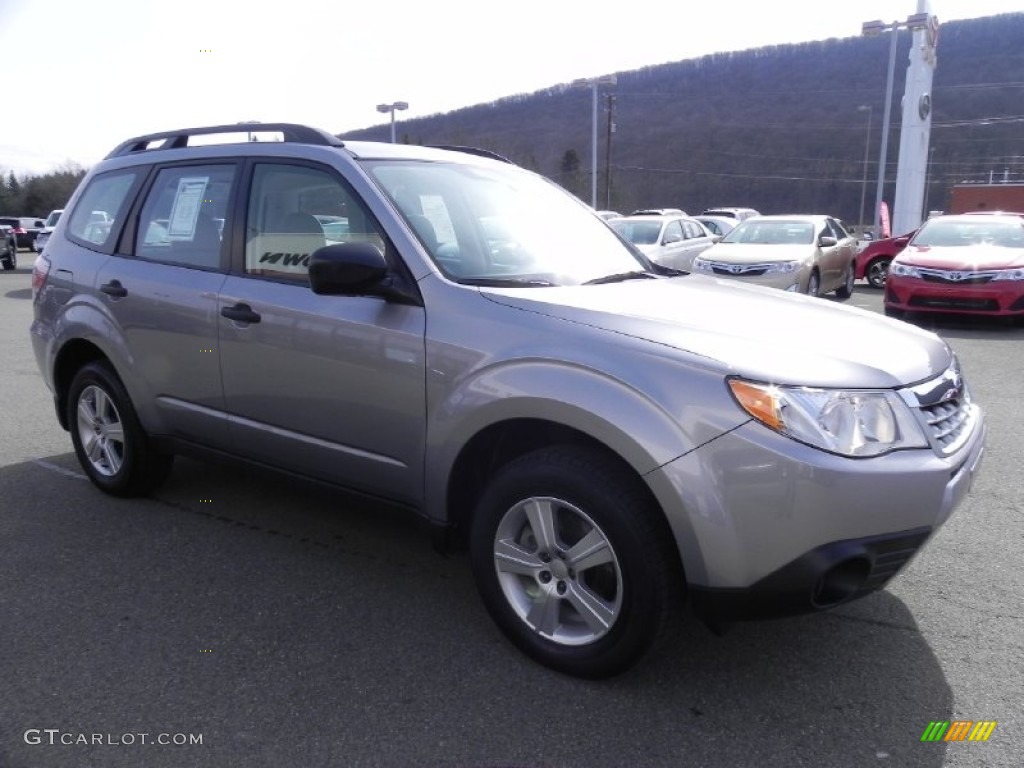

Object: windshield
[911,218,1024,248]
[721,219,815,245]
[362,159,649,286]
[45,210,63,227]
[610,219,663,245]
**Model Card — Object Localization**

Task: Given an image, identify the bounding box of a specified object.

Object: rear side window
[66,171,140,250]
[136,165,236,269]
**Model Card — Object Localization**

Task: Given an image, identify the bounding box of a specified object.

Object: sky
[1,0,1020,177]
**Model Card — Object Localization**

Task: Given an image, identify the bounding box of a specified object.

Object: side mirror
[308,242,388,295]
[308,242,420,305]
[819,235,838,248]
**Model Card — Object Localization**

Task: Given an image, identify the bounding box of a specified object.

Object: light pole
[862,14,931,237]
[571,75,617,208]
[857,105,872,236]
[376,101,409,144]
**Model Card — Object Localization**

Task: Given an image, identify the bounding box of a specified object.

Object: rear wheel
[67,361,173,496]
[470,444,681,679]
[866,257,891,289]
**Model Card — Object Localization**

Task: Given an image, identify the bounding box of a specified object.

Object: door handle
[99,280,128,298]
[221,303,261,324]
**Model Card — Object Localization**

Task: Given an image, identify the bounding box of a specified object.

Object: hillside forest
[4,13,1022,229]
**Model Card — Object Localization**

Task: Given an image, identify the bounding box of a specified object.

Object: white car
[33,208,64,253]
[611,214,717,271]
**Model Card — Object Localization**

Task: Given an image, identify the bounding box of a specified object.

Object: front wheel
[67,361,173,496]
[804,269,821,298]
[470,445,682,678]
[834,261,856,298]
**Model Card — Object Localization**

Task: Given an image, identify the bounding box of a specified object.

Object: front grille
[906,363,976,456]
[711,265,767,276]
[920,398,972,451]
[918,268,995,285]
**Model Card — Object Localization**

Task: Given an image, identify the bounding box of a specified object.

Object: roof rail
[428,145,513,164]
[104,123,345,158]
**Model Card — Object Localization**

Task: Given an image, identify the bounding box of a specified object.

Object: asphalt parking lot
[1,262,1021,768]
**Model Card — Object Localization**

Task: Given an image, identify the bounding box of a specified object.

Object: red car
[884,213,1024,319]
[855,231,914,289]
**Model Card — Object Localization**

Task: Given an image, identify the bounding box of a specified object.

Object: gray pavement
[1,263,1021,767]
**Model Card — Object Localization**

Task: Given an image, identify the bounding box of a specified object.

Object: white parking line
[33,459,88,480]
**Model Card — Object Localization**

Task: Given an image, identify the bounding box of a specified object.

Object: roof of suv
[103,122,513,166]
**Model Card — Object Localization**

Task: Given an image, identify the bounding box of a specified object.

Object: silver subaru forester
[31,123,986,678]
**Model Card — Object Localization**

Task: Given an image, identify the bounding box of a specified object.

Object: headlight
[890,263,921,278]
[692,257,712,271]
[763,260,801,274]
[992,268,1024,281]
[727,379,928,457]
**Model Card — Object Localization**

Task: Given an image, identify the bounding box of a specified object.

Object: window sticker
[167,177,209,239]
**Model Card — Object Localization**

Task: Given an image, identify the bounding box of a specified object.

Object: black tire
[805,269,821,297]
[2,255,13,271]
[866,257,891,289]
[834,261,855,299]
[469,444,682,679]
[66,361,173,497]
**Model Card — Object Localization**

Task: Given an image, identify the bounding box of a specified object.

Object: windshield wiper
[459,277,556,287]
[583,270,658,285]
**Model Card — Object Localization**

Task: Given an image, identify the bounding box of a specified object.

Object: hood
[898,243,1024,270]
[700,243,813,264]
[480,275,951,388]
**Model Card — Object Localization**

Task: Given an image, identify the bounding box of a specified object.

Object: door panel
[217,160,427,504]
[217,279,426,503]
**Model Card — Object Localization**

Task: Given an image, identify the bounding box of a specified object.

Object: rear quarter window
[66,170,141,251]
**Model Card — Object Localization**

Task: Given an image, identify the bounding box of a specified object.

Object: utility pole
[604,94,616,210]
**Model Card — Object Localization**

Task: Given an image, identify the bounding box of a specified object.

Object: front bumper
[695,267,807,293]
[646,406,986,621]
[886,275,1024,316]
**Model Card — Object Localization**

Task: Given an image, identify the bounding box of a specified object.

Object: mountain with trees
[4,13,1021,227]
[341,12,1024,228]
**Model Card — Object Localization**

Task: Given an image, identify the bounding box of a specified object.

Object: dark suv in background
[0,216,45,252]
[30,123,986,678]
[1,223,17,269]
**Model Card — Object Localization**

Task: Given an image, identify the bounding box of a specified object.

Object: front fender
[423,357,744,523]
